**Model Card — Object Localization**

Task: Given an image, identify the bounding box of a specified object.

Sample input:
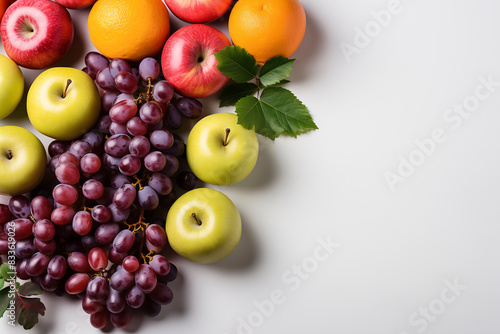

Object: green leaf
[0,287,11,318]
[235,87,318,140]
[0,279,4,290]
[0,264,14,281]
[18,282,43,296]
[16,295,46,330]
[219,83,258,107]
[259,56,295,87]
[264,79,290,87]
[215,46,259,83]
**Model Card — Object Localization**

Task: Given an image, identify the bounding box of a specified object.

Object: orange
[228,0,306,64]
[88,0,170,61]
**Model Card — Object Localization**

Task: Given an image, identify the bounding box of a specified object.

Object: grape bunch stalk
[0,52,204,329]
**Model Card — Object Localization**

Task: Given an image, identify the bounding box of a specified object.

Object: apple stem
[63,79,72,98]
[224,128,230,146]
[6,150,12,160]
[191,213,202,226]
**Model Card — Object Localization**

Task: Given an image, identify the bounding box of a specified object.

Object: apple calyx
[191,212,202,226]
[5,150,13,160]
[20,17,36,39]
[62,79,72,98]
[223,128,230,146]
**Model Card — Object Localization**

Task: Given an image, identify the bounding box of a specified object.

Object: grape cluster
[0,52,204,329]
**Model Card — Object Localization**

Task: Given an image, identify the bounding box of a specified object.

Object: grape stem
[62,79,72,98]
[223,128,230,146]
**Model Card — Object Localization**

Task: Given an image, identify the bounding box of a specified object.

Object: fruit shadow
[289,6,327,82]
[211,209,260,271]
[234,140,278,191]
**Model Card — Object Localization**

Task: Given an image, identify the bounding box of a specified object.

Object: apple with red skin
[161,24,230,99]
[0,0,74,69]
[54,0,97,10]
[164,0,232,23]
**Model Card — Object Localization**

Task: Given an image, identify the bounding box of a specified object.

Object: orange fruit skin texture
[88,0,170,61]
[228,0,306,65]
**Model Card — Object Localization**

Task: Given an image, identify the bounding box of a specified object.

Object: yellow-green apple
[164,0,232,23]
[187,113,259,185]
[27,67,101,141]
[0,54,24,120]
[0,126,47,195]
[0,0,74,69]
[165,187,242,264]
[161,24,230,98]
[54,0,97,9]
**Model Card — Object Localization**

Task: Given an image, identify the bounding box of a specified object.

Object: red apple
[54,0,97,10]
[0,0,74,69]
[161,24,230,98]
[164,0,232,23]
[0,0,9,22]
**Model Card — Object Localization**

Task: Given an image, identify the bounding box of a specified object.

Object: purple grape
[14,238,36,259]
[105,134,131,158]
[91,205,112,224]
[67,251,91,273]
[25,252,51,277]
[33,238,56,255]
[96,67,115,90]
[81,153,102,174]
[109,99,138,124]
[95,222,120,245]
[113,229,135,253]
[135,264,157,294]
[87,276,110,303]
[119,154,142,176]
[114,93,134,104]
[40,273,60,292]
[162,154,179,176]
[55,162,80,185]
[113,184,137,209]
[138,57,160,81]
[53,183,79,206]
[110,174,130,189]
[82,179,105,200]
[164,102,183,129]
[30,196,53,220]
[115,71,138,94]
[109,269,135,292]
[152,80,174,103]
[176,97,203,119]
[48,140,69,157]
[108,203,130,222]
[103,153,121,172]
[149,254,170,276]
[126,116,148,136]
[33,219,55,241]
[177,171,199,190]
[85,51,110,73]
[144,151,166,172]
[163,136,185,156]
[97,115,112,134]
[140,296,161,317]
[101,90,120,112]
[109,58,132,77]
[110,307,132,328]
[150,129,174,150]
[145,225,167,248]
[129,135,151,158]
[9,195,31,218]
[139,102,163,124]
[126,285,145,308]
[138,186,159,210]
[83,294,104,315]
[72,211,93,236]
[148,172,172,195]
[109,121,129,135]
[82,66,96,80]
[70,140,93,160]
[149,282,173,305]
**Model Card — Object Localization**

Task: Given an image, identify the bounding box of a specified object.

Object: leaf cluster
[215,46,318,140]
[0,263,46,330]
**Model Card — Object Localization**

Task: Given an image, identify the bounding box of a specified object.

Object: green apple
[186,112,259,185]
[0,54,24,120]
[0,126,47,195]
[27,67,101,141]
[165,187,242,264]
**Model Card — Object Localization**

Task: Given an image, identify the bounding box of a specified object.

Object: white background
[2,0,500,333]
